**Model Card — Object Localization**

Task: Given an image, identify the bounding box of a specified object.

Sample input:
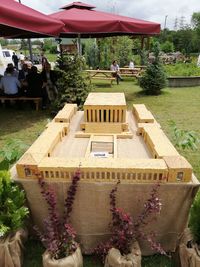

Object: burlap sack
[179,228,200,267]
[0,228,28,267]
[104,241,141,267]
[42,246,83,267]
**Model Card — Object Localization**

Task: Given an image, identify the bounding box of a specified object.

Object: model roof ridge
[84,92,126,106]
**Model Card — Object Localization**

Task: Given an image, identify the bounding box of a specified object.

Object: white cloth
[19,54,25,61]
[129,61,134,69]
[110,64,119,72]
[197,55,200,67]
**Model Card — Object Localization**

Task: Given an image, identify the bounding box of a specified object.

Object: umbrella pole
[77,34,82,55]
[18,0,33,62]
[27,39,33,62]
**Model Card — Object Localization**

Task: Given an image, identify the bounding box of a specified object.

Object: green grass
[1,78,200,266]
[92,78,200,179]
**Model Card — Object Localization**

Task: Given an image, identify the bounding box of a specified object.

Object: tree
[0,38,8,46]
[139,42,167,95]
[161,41,174,53]
[54,53,92,110]
[115,36,133,67]
[42,38,54,52]
[192,12,200,31]
[84,39,99,69]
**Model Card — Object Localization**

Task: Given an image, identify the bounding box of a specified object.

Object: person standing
[41,52,49,68]
[41,62,58,102]
[12,52,19,70]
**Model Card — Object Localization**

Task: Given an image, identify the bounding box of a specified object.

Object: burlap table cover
[0,228,28,267]
[12,167,199,255]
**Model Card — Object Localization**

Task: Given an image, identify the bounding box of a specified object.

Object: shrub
[169,120,199,150]
[164,62,200,76]
[0,139,27,170]
[161,41,174,53]
[93,181,165,263]
[189,192,200,244]
[49,46,58,54]
[0,171,29,237]
[52,54,92,111]
[139,42,168,95]
[35,170,81,260]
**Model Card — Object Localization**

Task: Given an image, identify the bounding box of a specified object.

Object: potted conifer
[0,170,29,267]
[35,170,83,267]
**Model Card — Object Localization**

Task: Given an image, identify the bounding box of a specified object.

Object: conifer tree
[139,42,167,95]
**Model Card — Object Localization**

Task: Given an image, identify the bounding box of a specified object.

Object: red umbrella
[0,0,64,38]
[50,1,160,38]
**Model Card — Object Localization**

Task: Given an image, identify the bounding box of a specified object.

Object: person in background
[18,52,25,69]
[197,54,200,67]
[0,66,21,96]
[26,66,47,108]
[41,52,49,68]
[4,63,19,78]
[41,62,58,102]
[129,60,134,69]
[19,52,25,62]
[12,52,19,70]
[18,63,30,96]
[110,60,123,85]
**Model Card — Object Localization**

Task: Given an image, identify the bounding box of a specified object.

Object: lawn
[0,78,199,267]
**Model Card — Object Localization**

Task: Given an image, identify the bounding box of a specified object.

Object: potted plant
[35,170,83,267]
[0,170,29,267]
[179,192,200,267]
[93,181,165,267]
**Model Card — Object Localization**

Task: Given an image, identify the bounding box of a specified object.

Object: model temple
[16,92,192,183]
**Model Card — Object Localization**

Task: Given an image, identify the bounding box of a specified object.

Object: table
[85,70,116,86]
[119,67,142,78]
[11,165,200,255]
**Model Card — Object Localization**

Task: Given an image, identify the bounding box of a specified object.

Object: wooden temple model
[16,92,192,183]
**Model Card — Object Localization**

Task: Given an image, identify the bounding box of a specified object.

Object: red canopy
[50,1,160,38]
[0,0,64,38]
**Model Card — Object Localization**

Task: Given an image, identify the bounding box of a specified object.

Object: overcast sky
[18,0,200,30]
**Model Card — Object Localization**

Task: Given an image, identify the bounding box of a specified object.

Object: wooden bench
[0,97,42,111]
[85,70,116,86]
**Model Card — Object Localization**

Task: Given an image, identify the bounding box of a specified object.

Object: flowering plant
[93,181,165,262]
[35,170,80,260]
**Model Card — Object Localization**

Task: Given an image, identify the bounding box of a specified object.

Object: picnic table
[119,66,146,78]
[85,70,116,86]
